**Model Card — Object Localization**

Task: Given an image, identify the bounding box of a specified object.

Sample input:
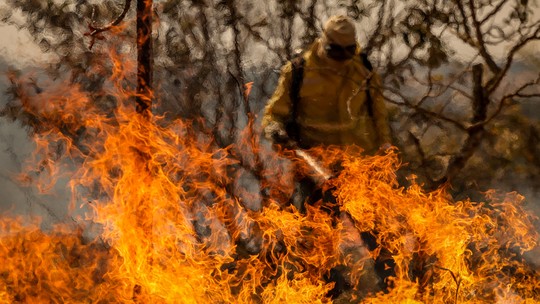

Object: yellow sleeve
[369,73,392,145]
[261,62,294,138]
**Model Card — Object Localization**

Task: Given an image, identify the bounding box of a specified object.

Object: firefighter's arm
[369,73,392,148]
[262,62,294,145]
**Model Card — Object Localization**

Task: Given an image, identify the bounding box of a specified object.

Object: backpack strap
[286,55,305,142]
[285,52,374,141]
[360,52,374,117]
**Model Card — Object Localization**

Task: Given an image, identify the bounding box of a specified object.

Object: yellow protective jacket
[262,40,391,153]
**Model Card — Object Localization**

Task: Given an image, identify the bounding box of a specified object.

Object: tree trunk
[133,1,153,301]
[136,0,153,114]
[439,64,489,186]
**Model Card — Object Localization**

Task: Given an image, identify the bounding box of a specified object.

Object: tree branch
[480,0,508,25]
[364,0,388,54]
[487,25,540,93]
[438,64,489,185]
[385,87,468,131]
[453,0,474,43]
[85,0,133,49]
[477,74,540,127]
[468,0,501,74]
[136,0,153,114]
[432,264,461,304]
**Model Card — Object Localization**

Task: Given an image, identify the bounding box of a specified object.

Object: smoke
[0,55,76,229]
[507,186,540,270]
[0,113,76,224]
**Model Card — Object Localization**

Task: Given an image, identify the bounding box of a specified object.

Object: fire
[1,48,538,303]
[332,152,539,302]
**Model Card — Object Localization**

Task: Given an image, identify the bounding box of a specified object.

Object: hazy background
[0,23,73,224]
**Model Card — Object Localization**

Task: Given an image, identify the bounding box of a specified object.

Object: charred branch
[480,0,507,25]
[475,73,540,128]
[438,64,489,186]
[363,0,389,55]
[136,0,153,114]
[278,1,299,59]
[300,0,319,48]
[467,0,501,75]
[432,264,462,304]
[487,25,540,93]
[385,87,468,131]
[85,0,133,49]
[221,0,248,113]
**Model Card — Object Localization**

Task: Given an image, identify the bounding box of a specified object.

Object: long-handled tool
[287,144,388,297]
[282,141,339,214]
[293,148,333,182]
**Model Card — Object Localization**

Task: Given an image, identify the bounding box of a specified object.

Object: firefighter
[262,15,391,154]
[261,15,393,299]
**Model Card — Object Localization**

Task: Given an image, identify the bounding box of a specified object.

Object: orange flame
[244,81,254,100]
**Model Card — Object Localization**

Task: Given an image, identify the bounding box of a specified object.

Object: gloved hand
[271,128,291,145]
[265,121,296,148]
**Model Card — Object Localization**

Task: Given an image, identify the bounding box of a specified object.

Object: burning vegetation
[1,49,539,302]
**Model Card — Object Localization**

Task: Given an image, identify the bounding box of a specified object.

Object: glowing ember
[1,49,538,303]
